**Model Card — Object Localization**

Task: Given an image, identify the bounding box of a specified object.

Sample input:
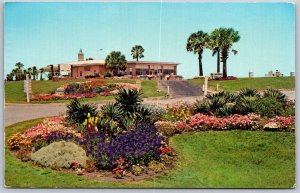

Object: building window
[163,69,174,75]
[84,67,91,71]
[80,71,82,76]
[136,69,147,75]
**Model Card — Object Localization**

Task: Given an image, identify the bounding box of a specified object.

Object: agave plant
[235,96,258,115]
[215,104,236,117]
[238,88,260,98]
[263,88,287,104]
[115,89,142,116]
[206,91,236,103]
[66,99,98,124]
[100,103,123,121]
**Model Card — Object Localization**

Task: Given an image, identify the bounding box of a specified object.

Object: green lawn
[5,120,295,188]
[141,80,166,98]
[188,77,295,92]
[5,79,164,103]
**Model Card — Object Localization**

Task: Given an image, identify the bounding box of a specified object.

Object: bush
[7,133,31,151]
[154,121,179,137]
[263,89,287,104]
[115,89,142,117]
[235,96,258,115]
[238,88,260,97]
[86,125,163,169]
[254,97,284,118]
[66,99,98,124]
[31,141,88,169]
[140,104,166,122]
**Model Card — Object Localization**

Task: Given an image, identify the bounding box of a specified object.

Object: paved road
[159,80,203,98]
[4,90,295,127]
[4,96,202,127]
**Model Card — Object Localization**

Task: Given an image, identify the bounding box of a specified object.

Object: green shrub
[215,104,236,117]
[239,88,260,97]
[282,107,295,117]
[66,99,98,124]
[31,141,88,169]
[115,89,142,117]
[263,88,287,104]
[235,96,258,115]
[254,97,284,118]
[154,121,179,137]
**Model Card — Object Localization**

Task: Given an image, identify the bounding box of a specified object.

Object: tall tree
[15,62,24,70]
[27,67,32,79]
[32,66,38,80]
[186,31,209,76]
[218,28,240,78]
[131,45,145,62]
[209,28,222,73]
[105,51,127,76]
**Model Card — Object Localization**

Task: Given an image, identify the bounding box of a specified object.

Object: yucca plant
[239,88,260,97]
[115,89,142,116]
[206,91,236,103]
[215,104,236,117]
[235,96,258,115]
[100,103,123,122]
[263,88,287,104]
[66,99,98,124]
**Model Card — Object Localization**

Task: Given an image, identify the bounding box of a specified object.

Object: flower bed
[31,80,140,101]
[177,113,295,132]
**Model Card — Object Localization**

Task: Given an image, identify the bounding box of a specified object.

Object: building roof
[61,60,179,67]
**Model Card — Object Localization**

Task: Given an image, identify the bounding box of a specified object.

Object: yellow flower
[87,113,91,118]
[83,119,87,126]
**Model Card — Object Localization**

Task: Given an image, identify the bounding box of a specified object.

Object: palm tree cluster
[105,45,145,76]
[6,62,41,81]
[187,27,240,78]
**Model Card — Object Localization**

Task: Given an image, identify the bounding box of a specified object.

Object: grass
[5,120,295,188]
[5,79,164,103]
[188,77,295,92]
[141,80,166,98]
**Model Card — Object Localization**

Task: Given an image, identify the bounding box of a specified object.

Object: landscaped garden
[4,79,165,103]
[5,87,295,188]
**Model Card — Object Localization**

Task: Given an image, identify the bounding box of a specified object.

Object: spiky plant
[215,104,236,117]
[235,96,258,115]
[263,88,287,104]
[100,103,123,122]
[115,89,142,116]
[66,99,98,124]
[239,88,260,97]
[206,91,236,103]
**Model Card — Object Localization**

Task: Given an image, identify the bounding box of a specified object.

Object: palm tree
[23,69,27,80]
[218,28,240,78]
[27,67,32,79]
[209,28,222,73]
[32,66,38,80]
[186,31,209,76]
[105,51,127,76]
[40,68,44,80]
[131,45,145,62]
[15,62,24,70]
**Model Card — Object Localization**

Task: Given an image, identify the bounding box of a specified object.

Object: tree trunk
[217,50,220,73]
[223,59,227,78]
[40,73,43,80]
[137,57,138,62]
[198,50,203,77]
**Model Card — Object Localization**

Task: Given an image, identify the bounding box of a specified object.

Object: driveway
[4,96,202,127]
[4,90,295,127]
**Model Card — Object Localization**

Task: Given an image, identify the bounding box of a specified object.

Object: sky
[4,2,295,78]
